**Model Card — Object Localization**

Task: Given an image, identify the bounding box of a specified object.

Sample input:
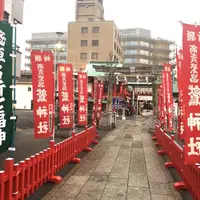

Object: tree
[106,51,118,112]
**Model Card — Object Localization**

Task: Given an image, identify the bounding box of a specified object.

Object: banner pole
[52,50,57,141]
[11,24,17,158]
[72,70,76,135]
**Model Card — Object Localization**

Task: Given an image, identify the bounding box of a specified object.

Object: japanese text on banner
[58,64,74,128]
[164,64,173,131]
[96,83,104,120]
[78,72,88,126]
[92,80,98,124]
[182,23,200,164]
[0,22,13,153]
[31,51,54,139]
[176,50,184,139]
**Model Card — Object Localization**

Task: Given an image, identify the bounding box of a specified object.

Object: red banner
[0,0,5,21]
[182,23,200,164]
[92,79,98,124]
[164,64,173,131]
[96,83,104,120]
[78,72,88,126]
[162,72,167,128]
[31,51,54,139]
[58,64,74,128]
[158,84,162,121]
[176,49,184,139]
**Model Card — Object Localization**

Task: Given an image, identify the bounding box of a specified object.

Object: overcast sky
[21,0,200,45]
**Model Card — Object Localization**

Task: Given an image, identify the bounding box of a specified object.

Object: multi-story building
[67,0,123,71]
[3,0,24,77]
[25,32,68,69]
[119,28,174,75]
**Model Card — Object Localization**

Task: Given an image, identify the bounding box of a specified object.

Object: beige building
[67,0,123,71]
[119,28,174,75]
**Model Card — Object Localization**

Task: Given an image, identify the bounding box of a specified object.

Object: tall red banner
[176,50,184,139]
[162,72,167,128]
[164,64,173,131]
[92,79,98,124]
[0,0,5,21]
[31,51,54,139]
[78,72,88,126]
[182,23,200,164]
[96,83,104,120]
[58,64,74,128]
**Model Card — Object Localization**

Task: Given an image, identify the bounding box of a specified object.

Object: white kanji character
[190,53,198,63]
[35,55,42,62]
[37,89,47,102]
[62,116,70,125]
[43,55,51,62]
[80,95,85,103]
[65,67,71,72]
[187,31,196,41]
[190,63,198,74]
[61,91,69,101]
[0,31,6,46]
[0,48,5,62]
[61,104,70,113]
[0,110,6,128]
[79,114,86,122]
[37,63,44,70]
[188,85,200,106]
[37,121,48,134]
[187,113,200,131]
[190,74,199,83]
[79,105,85,112]
[190,44,198,54]
[36,106,48,118]
[97,106,101,111]
[180,122,184,135]
[188,137,200,155]
[0,129,5,146]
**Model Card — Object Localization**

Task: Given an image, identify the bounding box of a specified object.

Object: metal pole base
[122,116,126,120]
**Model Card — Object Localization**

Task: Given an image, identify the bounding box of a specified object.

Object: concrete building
[3,0,24,77]
[67,0,123,71]
[119,28,174,75]
[25,32,68,69]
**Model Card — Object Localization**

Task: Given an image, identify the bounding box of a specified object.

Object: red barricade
[0,126,98,200]
[153,125,200,200]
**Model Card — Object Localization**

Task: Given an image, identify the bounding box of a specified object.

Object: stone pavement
[42,118,182,200]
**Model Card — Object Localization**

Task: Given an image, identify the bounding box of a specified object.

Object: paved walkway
[43,118,182,200]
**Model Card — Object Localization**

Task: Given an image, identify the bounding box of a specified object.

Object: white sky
[19,0,200,68]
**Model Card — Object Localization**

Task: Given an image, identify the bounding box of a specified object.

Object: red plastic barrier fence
[0,126,98,200]
[153,123,200,200]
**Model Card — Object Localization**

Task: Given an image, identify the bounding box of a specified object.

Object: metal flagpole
[72,70,76,136]
[10,24,17,158]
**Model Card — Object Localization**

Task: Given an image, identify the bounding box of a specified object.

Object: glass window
[124,50,137,55]
[92,27,99,33]
[80,53,87,59]
[92,40,99,46]
[124,58,137,63]
[122,41,137,46]
[81,40,88,46]
[81,27,88,33]
[91,53,98,59]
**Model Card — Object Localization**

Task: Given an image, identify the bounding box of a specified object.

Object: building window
[81,40,88,46]
[28,87,31,92]
[80,53,87,59]
[124,58,137,63]
[124,50,137,55]
[92,27,99,33]
[3,11,9,22]
[122,41,137,46]
[91,53,98,59]
[92,40,99,46]
[81,27,88,33]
